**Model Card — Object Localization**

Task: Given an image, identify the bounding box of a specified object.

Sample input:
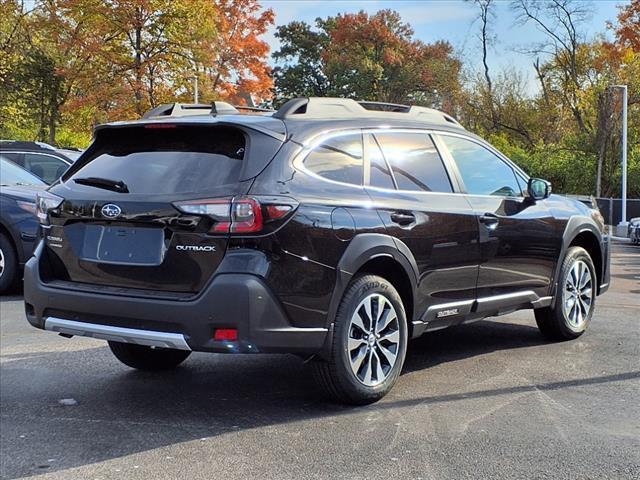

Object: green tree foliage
[460,0,639,197]
[272,20,330,100]
[2,0,638,199]
[272,10,461,110]
[0,0,273,146]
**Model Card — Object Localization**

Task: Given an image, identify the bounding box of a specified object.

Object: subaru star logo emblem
[101,204,122,218]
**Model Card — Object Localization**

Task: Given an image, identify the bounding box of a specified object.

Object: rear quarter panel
[248,141,389,329]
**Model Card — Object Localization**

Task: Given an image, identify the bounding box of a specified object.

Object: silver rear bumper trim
[44,317,191,351]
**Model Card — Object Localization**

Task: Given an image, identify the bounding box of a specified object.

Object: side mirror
[527,178,551,201]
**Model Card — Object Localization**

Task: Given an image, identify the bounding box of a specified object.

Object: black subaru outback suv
[24,98,610,404]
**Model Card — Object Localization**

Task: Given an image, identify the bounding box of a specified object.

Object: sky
[261,0,627,93]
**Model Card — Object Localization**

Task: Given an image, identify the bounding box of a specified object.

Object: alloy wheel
[563,259,593,328]
[347,293,400,387]
[0,247,4,278]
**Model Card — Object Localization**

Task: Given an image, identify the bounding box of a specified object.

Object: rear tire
[108,342,191,371]
[0,233,18,294]
[535,246,596,341]
[312,274,408,405]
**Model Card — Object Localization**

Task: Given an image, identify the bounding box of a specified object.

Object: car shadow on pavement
[403,318,546,373]
[1,319,636,479]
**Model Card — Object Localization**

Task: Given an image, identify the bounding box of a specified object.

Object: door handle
[479,213,499,230]
[390,212,416,226]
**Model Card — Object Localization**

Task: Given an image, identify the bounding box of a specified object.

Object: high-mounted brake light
[173,196,294,234]
[35,192,64,225]
[144,124,177,129]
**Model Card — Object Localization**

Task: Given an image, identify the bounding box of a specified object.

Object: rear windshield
[67,126,246,194]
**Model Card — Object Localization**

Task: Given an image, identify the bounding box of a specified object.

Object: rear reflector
[214,328,238,342]
[265,204,292,220]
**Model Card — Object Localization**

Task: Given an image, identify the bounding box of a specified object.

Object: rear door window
[373,132,453,193]
[68,126,246,194]
[303,133,363,185]
[23,153,69,184]
[368,135,396,189]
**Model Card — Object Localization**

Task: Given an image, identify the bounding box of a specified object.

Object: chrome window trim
[293,127,531,198]
[294,127,462,195]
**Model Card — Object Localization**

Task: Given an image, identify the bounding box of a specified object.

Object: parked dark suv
[24,98,610,404]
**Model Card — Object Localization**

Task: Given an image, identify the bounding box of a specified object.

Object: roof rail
[274,98,364,119]
[273,97,462,127]
[235,105,274,113]
[358,101,410,113]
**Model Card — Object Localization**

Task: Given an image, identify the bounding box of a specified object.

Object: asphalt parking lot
[1,242,638,480]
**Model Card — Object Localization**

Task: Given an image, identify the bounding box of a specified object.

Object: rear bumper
[24,244,328,355]
[44,317,191,350]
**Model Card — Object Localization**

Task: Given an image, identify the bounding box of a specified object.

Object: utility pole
[612,85,628,236]
[194,75,199,104]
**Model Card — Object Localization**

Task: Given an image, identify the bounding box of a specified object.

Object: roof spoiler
[142,102,275,119]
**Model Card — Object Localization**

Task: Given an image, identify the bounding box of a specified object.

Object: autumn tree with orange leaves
[273,10,460,110]
[204,0,274,104]
[613,0,640,51]
[0,0,273,145]
[324,10,460,109]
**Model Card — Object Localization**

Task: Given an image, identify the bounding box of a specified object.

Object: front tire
[0,233,18,294]
[108,342,191,371]
[312,274,408,405]
[535,246,596,341]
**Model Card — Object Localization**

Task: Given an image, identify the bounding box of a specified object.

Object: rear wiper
[73,177,129,193]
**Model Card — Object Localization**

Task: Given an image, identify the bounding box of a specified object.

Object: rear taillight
[35,192,64,225]
[173,196,295,234]
[229,197,263,233]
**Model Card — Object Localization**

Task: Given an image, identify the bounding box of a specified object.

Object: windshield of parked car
[0,157,46,186]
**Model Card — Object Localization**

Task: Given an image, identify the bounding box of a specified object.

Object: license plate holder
[82,225,165,265]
